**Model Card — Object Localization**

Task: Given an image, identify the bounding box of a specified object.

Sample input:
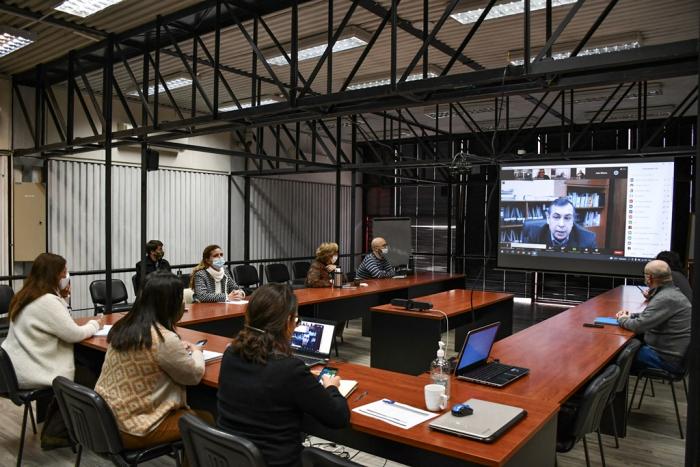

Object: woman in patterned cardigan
[95,271,212,450]
[189,244,245,302]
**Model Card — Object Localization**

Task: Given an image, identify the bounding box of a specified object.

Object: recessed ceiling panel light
[219,98,278,112]
[510,40,641,66]
[127,77,192,97]
[265,27,370,66]
[55,0,125,18]
[348,71,439,91]
[0,26,36,58]
[451,0,577,25]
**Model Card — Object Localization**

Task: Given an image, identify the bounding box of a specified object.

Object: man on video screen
[523,197,597,249]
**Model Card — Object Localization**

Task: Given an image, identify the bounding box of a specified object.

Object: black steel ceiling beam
[0,3,108,38]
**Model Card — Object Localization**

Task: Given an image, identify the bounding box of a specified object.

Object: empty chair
[301,446,363,466]
[292,261,311,285]
[131,274,139,296]
[179,273,191,289]
[265,263,291,284]
[233,265,260,295]
[606,338,641,448]
[0,348,53,467]
[628,351,690,439]
[178,413,266,467]
[89,279,132,314]
[52,376,182,467]
[556,365,620,467]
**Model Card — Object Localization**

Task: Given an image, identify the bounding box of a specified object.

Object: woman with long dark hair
[190,244,244,302]
[95,270,211,449]
[2,253,102,389]
[217,283,350,467]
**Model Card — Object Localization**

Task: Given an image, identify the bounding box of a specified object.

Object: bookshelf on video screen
[497,159,675,276]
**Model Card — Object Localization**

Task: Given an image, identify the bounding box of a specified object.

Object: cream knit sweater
[1,293,100,389]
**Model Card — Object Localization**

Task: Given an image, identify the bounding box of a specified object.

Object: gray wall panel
[0,155,7,278]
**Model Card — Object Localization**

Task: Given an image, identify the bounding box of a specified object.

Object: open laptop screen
[291,320,335,356]
[456,323,500,373]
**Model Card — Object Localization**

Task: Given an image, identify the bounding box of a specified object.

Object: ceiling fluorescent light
[0,26,36,58]
[219,98,279,112]
[451,0,577,25]
[127,77,192,97]
[510,41,641,66]
[573,82,662,104]
[348,65,442,90]
[55,0,125,17]
[425,100,495,119]
[584,105,673,122]
[266,26,370,66]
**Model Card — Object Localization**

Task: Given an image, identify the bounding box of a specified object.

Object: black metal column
[103,37,114,312]
[139,34,150,290]
[244,176,251,262]
[335,117,342,245]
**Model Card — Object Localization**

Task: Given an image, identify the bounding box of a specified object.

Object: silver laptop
[290,318,336,367]
[429,398,526,443]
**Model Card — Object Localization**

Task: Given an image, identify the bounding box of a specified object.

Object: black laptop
[290,318,336,367]
[454,322,529,388]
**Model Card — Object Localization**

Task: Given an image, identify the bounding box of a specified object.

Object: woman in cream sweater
[96,270,211,449]
[1,253,103,389]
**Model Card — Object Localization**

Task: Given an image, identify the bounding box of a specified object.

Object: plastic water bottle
[430,341,450,400]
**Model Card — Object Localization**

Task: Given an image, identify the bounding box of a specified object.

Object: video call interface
[291,321,334,354]
[498,160,675,276]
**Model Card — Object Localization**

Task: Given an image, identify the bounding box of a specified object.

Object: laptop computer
[290,318,336,367]
[454,322,529,388]
[429,398,526,442]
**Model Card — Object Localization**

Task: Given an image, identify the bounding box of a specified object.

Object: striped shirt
[192,269,240,303]
[355,254,395,279]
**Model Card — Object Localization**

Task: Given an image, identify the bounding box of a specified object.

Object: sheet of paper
[202,350,223,362]
[93,325,112,337]
[353,399,438,429]
[226,299,249,304]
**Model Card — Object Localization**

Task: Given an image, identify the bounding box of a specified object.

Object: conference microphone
[390,298,433,311]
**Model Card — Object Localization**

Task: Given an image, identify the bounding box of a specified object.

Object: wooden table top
[369,289,513,320]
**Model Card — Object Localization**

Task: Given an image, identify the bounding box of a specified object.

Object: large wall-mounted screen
[498,159,675,276]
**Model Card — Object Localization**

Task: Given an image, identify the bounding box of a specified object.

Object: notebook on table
[291,318,336,367]
[429,398,526,442]
[454,322,529,388]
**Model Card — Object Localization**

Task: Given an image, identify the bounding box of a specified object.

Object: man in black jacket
[135,240,171,292]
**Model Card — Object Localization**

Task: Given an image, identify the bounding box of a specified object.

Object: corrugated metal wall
[249,178,355,274]
[48,160,228,316]
[0,155,7,278]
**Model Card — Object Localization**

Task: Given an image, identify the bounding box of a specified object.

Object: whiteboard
[372,217,411,268]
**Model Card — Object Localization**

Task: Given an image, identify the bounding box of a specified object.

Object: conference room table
[177,272,465,338]
[369,289,514,375]
[77,318,559,467]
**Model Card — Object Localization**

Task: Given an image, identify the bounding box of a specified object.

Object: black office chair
[605,338,641,448]
[89,279,132,315]
[265,263,291,284]
[628,351,689,439]
[292,261,311,286]
[178,413,265,467]
[233,265,261,295]
[52,376,183,467]
[131,274,139,296]
[179,273,191,289]
[301,446,363,466]
[556,364,620,467]
[0,284,14,338]
[0,348,53,467]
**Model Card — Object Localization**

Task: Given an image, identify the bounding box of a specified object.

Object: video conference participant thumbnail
[522,197,597,249]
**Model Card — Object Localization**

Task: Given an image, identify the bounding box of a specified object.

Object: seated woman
[217,284,350,467]
[305,242,341,288]
[190,244,245,302]
[2,252,103,389]
[95,270,211,450]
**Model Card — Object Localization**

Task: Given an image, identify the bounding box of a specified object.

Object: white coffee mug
[424,384,448,411]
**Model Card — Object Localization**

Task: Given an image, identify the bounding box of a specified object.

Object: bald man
[355,237,395,280]
[617,260,691,374]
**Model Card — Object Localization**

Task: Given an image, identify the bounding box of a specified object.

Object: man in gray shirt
[617,260,691,374]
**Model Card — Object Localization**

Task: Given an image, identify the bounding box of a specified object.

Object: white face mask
[380,247,389,255]
[331,255,338,264]
[59,272,70,290]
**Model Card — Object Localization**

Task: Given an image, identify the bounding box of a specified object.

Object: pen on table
[353,390,368,402]
[382,399,430,415]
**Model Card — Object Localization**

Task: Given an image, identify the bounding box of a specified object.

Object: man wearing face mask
[356,237,395,280]
[135,240,171,292]
[306,242,342,288]
[616,260,691,374]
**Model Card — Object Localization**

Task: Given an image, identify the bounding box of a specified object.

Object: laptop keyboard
[465,362,510,380]
[295,354,325,366]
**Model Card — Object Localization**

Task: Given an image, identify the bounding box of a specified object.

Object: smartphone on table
[317,366,338,382]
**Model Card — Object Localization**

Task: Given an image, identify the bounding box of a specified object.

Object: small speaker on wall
[146,148,159,171]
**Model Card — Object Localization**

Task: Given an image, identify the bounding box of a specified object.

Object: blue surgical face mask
[212,258,226,269]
